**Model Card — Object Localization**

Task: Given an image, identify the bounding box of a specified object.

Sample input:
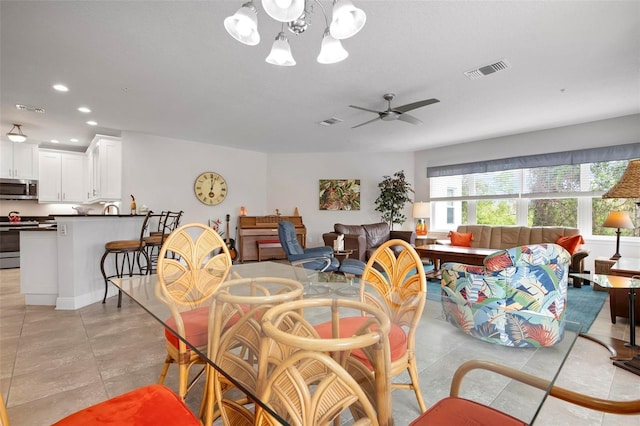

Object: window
[429,159,636,236]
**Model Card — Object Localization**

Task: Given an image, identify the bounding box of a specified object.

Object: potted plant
[374,170,414,230]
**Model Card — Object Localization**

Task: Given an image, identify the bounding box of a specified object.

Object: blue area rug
[426,280,607,333]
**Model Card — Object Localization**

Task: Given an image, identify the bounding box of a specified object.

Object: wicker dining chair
[203,276,304,426]
[358,239,428,413]
[155,222,233,401]
[219,350,380,426]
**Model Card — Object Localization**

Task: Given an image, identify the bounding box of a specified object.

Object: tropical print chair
[441,243,570,347]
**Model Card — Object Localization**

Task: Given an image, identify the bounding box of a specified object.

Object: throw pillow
[555,235,584,254]
[449,231,474,247]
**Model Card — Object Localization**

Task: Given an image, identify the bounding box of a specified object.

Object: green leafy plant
[374,170,414,229]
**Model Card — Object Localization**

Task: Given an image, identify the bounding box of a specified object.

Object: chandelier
[7,124,27,143]
[224,0,366,66]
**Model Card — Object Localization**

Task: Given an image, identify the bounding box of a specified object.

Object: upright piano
[237,215,306,262]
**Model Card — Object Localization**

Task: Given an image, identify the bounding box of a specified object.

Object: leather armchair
[322,222,416,262]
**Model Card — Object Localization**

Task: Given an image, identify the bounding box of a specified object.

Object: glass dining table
[111,261,580,425]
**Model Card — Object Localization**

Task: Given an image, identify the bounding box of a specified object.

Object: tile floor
[1,267,639,425]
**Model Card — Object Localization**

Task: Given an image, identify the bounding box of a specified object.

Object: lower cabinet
[38,150,84,203]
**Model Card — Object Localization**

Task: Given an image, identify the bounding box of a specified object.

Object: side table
[594,257,616,291]
[333,249,353,262]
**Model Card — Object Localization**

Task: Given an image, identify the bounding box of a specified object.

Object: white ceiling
[1,1,639,154]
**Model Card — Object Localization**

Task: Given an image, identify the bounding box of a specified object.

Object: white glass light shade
[317,29,349,64]
[7,124,27,143]
[412,202,431,219]
[330,0,366,40]
[265,32,296,66]
[224,2,260,46]
[261,0,305,23]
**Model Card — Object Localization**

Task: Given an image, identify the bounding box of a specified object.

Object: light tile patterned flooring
[1,267,639,425]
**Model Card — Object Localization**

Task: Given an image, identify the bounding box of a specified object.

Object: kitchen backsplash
[1,199,110,217]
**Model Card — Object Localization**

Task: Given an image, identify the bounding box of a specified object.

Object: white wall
[267,152,415,246]
[121,132,267,235]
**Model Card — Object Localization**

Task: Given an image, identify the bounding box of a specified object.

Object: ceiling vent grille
[16,104,45,113]
[464,59,510,80]
[319,117,343,126]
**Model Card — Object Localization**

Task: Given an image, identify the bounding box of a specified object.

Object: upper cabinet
[86,135,122,202]
[38,150,84,203]
[0,141,39,180]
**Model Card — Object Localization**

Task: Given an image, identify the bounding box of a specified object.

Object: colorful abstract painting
[319,179,360,211]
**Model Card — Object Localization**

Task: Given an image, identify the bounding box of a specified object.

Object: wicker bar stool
[100,211,155,308]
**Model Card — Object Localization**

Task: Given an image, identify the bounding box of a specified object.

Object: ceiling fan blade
[349,105,383,114]
[352,117,382,129]
[393,98,440,113]
[397,113,423,125]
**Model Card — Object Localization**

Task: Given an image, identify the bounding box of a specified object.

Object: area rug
[426,280,607,333]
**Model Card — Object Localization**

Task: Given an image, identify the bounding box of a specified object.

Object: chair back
[0,393,9,426]
[277,221,303,257]
[255,350,380,426]
[156,222,232,312]
[360,239,426,327]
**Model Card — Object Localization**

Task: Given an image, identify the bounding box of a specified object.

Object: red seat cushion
[52,384,200,425]
[164,306,210,349]
[410,397,527,426]
[314,316,407,369]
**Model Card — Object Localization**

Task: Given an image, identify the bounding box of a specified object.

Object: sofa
[322,222,416,262]
[445,225,589,287]
[441,244,571,347]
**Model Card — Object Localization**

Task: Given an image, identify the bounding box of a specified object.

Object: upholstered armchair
[322,222,416,261]
[278,221,340,272]
[441,243,571,347]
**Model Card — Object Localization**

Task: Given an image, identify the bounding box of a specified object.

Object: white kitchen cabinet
[38,150,84,202]
[0,141,39,179]
[86,135,122,202]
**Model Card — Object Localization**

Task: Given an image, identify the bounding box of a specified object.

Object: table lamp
[412,202,430,236]
[602,211,634,260]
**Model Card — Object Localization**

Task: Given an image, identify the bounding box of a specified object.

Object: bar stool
[142,210,183,273]
[100,211,155,308]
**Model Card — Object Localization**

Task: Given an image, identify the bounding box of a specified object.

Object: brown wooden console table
[415,244,496,278]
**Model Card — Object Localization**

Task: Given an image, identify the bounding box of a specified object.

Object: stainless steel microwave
[0,178,38,200]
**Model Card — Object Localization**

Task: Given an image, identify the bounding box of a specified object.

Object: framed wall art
[319,179,360,211]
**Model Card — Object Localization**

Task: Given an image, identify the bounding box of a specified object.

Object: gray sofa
[322,222,416,262]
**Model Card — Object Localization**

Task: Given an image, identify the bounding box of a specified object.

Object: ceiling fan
[349,93,440,129]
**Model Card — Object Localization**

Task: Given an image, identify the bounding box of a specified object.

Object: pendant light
[7,124,27,143]
[261,0,305,22]
[330,0,366,40]
[317,28,348,64]
[224,1,260,45]
[265,31,296,66]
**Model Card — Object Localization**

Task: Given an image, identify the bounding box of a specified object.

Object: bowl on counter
[72,207,94,215]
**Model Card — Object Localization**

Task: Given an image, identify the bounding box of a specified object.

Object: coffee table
[415,244,495,278]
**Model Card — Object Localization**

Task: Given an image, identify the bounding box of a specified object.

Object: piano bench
[256,239,282,261]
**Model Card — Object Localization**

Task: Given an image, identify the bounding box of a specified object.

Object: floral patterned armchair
[441,244,571,347]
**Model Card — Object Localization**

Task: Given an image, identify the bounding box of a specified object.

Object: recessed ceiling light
[77,107,91,113]
[53,84,69,92]
[87,120,97,126]
[70,138,79,142]
[51,139,59,143]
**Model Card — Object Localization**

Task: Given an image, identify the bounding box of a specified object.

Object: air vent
[319,117,343,126]
[16,104,45,113]
[464,59,511,80]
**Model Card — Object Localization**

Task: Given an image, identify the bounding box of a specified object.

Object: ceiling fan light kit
[224,0,366,66]
[7,124,27,143]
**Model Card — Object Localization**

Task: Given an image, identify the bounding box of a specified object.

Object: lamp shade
[265,32,296,66]
[603,211,635,229]
[224,2,260,46]
[7,124,27,143]
[317,29,348,64]
[412,202,430,219]
[261,0,305,23]
[602,159,640,199]
[330,0,366,40]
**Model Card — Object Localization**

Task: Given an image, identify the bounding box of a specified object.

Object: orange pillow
[555,235,584,254]
[449,231,474,247]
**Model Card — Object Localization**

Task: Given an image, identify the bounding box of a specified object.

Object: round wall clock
[194,172,228,205]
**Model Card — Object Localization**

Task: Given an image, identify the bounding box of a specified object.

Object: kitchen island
[20,214,146,309]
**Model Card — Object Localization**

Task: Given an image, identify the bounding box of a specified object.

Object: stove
[0,217,52,269]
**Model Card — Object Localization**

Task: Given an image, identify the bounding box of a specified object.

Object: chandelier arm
[313,0,330,28]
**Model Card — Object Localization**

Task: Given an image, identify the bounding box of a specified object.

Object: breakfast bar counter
[20,214,146,309]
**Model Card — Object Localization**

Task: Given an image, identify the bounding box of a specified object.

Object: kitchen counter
[20,215,146,309]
